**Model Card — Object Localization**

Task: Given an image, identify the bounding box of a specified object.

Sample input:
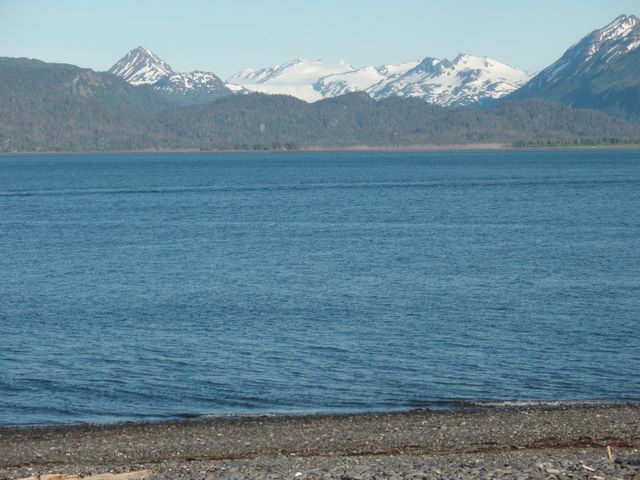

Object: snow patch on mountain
[315,66,386,97]
[316,61,418,98]
[227,59,355,102]
[154,71,227,94]
[225,83,248,93]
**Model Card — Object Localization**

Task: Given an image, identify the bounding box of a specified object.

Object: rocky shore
[1,404,639,479]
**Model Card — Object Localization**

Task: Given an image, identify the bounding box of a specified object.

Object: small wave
[440,399,634,409]
[0,177,635,198]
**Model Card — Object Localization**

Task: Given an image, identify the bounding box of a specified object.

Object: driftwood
[84,471,152,480]
[17,476,80,480]
[17,470,151,480]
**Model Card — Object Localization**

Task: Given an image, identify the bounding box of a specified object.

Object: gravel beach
[1,404,639,479]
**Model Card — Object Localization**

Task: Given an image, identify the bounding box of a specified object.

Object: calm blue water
[1,150,639,426]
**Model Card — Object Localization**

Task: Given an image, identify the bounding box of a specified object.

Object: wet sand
[1,404,639,479]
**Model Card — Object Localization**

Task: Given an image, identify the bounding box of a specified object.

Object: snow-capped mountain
[108,46,173,85]
[370,54,530,106]
[228,55,529,106]
[227,59,354,102]
[509,14,640,119]
[109,47,231,105]
[520,14,640,90]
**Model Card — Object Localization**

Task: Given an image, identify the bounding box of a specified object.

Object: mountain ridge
[508,14,640,120]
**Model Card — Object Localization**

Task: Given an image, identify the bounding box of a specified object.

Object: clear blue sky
[0,0,637,78]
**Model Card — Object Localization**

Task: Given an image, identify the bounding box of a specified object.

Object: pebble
[1,405,639,479]
[7,449,639,480]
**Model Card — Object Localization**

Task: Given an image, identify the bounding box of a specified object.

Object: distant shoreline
[2,143,640,156]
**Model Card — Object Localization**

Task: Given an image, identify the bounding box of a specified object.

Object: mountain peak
[131,46,155,55]
[597,14,638,39]
[109,47,173,85]
[453,53,472,61]
[583,14,640,61]
[603,14,638,31]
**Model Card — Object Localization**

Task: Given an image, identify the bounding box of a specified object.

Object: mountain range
[109,48,530,107]
[106,14,639,115]
[1,14,640,152]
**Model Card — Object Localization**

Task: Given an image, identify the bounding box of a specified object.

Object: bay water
[1,150,639,425]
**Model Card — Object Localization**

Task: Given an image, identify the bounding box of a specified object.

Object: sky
[0,0,638,79]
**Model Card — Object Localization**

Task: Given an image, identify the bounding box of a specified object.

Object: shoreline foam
[2,399,637,430]
[2,144,640,157]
